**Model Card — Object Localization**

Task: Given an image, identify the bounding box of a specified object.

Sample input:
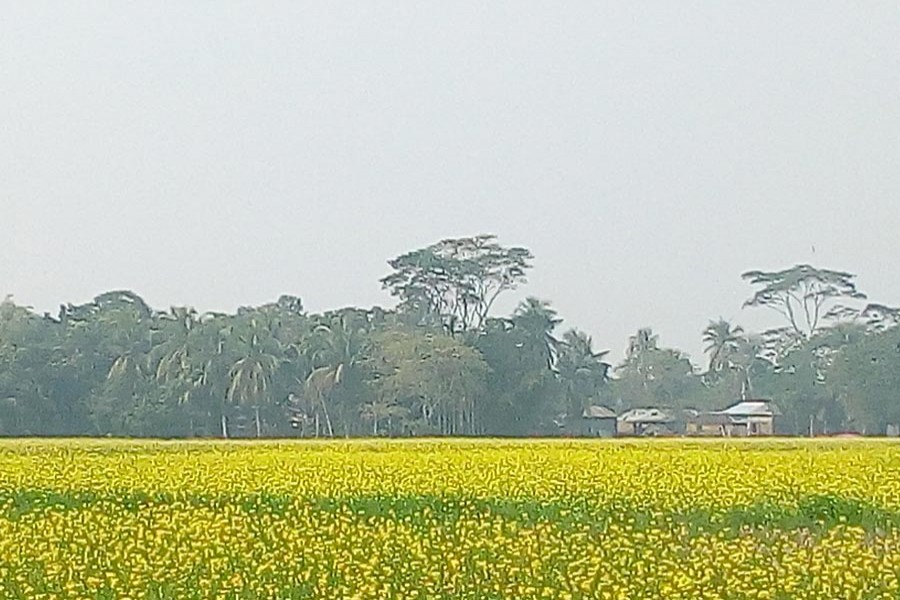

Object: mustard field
[0,439,898,599]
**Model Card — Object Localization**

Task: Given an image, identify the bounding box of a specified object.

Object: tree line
[1,235,898,437]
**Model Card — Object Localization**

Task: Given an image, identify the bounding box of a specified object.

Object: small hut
[581,405,618,437]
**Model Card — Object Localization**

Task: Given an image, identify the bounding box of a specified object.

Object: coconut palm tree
[702,319,745,375]
[626,327,659,360]
[557,329,612,423]
[731,335,764,400]
[301,364,342,437]
[513,297,562,369]
[224,315,283,437]
[294,308,375,436]
[150,308,229,435]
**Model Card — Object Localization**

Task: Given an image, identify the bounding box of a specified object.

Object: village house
[616,408,677,436]
[685,412,734,437]
[718,400,780,436]
[580,405,618,437]
[687,400,781,437]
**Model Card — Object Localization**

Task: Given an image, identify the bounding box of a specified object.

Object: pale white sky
[3,2,900,363]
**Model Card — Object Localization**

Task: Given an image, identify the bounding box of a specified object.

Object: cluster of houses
[575,400,781,438]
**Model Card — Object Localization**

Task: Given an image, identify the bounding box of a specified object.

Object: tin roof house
[685,412,735,437]
[713,400,781,436]
[616,408,678,437]
[581,405,618,437]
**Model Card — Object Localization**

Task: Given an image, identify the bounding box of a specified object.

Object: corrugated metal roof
[582,405,617,419]
[718,401,780,417]
[617,408,674,423]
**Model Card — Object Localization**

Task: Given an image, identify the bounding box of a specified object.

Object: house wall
[588,419,616,437]
[687,423,726,436]
[747,417,774,436]
[616,421,636,436]
[582,419,616,437]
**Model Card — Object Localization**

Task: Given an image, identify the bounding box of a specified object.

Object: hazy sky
[3,2,900,363]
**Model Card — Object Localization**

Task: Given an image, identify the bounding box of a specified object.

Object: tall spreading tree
[381,235,533,334]
[859,303,900,332]
[742,265,867,356]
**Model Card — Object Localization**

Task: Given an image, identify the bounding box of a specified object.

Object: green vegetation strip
[1,489,898,535]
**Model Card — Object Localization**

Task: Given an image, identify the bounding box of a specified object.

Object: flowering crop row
[0,439,897,599]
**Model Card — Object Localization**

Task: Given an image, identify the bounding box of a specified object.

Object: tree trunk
[254,406,261,438]
[221,414,228,439]
[320,397,334,438]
